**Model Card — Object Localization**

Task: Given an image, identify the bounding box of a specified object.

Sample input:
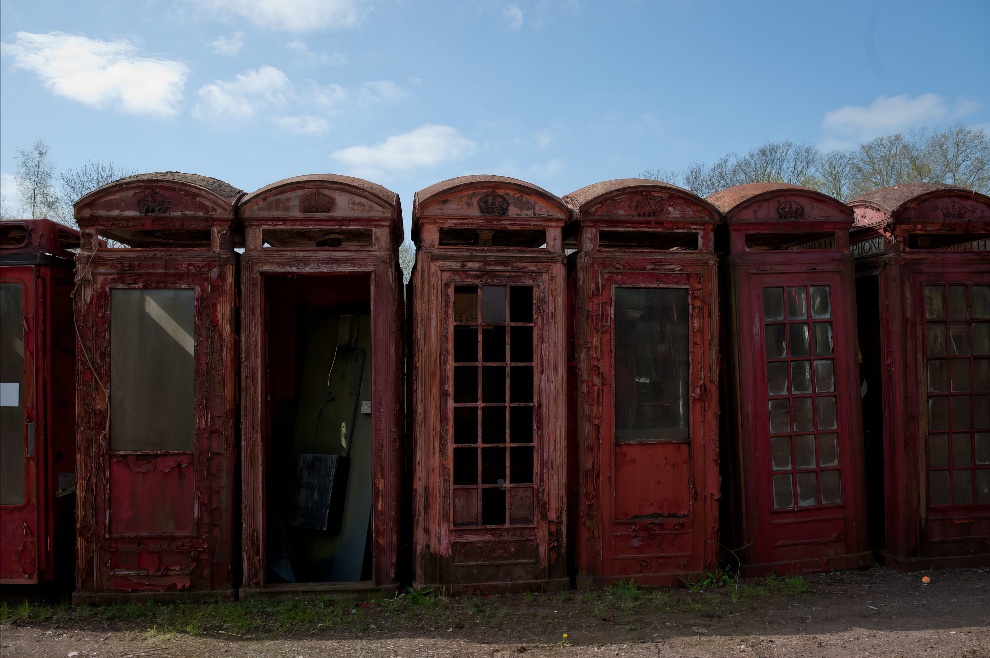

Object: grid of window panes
[451,284,536,527]
[763,285,843,510]
[924,284,990,506]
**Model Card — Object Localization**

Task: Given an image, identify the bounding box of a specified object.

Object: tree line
[642,124,990,200]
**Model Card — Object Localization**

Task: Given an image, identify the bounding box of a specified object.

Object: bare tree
[15,139,62,221]
[398,239,416,286]
[920,124,990,192]
[59,160,136,215]
[640,168,682,185]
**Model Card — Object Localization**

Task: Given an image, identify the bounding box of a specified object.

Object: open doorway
[263,272,374,584]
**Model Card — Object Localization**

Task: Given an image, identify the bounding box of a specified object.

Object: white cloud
[287,40,348,65]
[193,66,291,121]
[209,32,245,56]
[535,129,551,150]
[272,115,329,134]
[821,94,979,145]
[504,4,524,29]
[1,32,187,118]
[201,0,371,32]
[306,82,349,110]
[332,125,477,175]
[358,80,407,104]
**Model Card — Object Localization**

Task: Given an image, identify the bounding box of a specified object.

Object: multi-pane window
[451,285,535,526]
[763,286,842,510]
[924,284,990,506]
[613,288,690,442]
[0,283,25,505]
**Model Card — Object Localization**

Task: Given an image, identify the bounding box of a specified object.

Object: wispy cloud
[535,129,551,150]
[193,65,290,121]
[504,4,524,29]
[1,32,187,118]
[358,80,407,104]
[332,125,477,176]
[287,40,348,65]
[821,93,979,147]
[209,32,245,56]
[272,115,330,134]
[200,0,371,32]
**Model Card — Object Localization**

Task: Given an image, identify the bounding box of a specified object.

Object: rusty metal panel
[850,186,990,570]
[410,176,569,594]
[713,183,871,576]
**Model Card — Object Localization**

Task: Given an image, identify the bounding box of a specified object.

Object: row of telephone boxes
[0,173,987,601]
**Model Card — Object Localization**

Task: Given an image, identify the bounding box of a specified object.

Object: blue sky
[2,0,989,235]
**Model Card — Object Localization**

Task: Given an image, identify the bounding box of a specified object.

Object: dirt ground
[1,567,988,657]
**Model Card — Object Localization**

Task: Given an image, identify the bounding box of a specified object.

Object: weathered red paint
[1,219,77,586]
[850,183,990,570]
[410,176,568,594]
[238,175,404,596]
[72,174,241,602]
[564,180,721,586]
[710,183,871,576]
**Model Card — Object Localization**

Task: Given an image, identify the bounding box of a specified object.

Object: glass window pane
[481,488,506,525]
[453,407,478,444]
[453,448,478,485]
[952,397,972,430]
[481,366,506,403]
[948,285,969,320]
[929,397,949,431]
[949,325,970,356]
[817,397,838,430]
[973,286,990,319]
[110,289,195,451]
[0,283,25,505]
[767,362,788,396]
[929,434,949,468]
[927,360,948,393]
[765,325,786,359]
[786,287,808,320]
[794,434,816,469]
[791,361,812,394]
[481,286,506,324]
[950,360,971,392]
[509,366,534,404]
[481,447,506,484]
[976,433,990,464]
[978,470,990,504]
[925,286,945,320]
[789,324,810,357]
[509,487,535,524]
[510,446,534,484]
[769,400,790,434]
[763,288,784,321]
[772,474,794,509]
[813,323,833,356]
[927,324,946,357]
[614,288,690,441]
[454,326,478,362]
[977,397,990,429]
[454,366,478,403]
[810,286,831,319]
[819,432,839,467]
[973,324,990,356]
[821,470,842,504]
[794,398,814,432]
[481,326,506,362]
[796,472,819,506]
[510,326,534,363]
[952,434,973,467]
[814,360,835,393]
[929,470,950,506]
[975,360,990,393]
[953,470,973,505]
[510,406,533,444]
[453,286,478,323]
[509,286,533,323]
[770,436,791,470]
[481,407,506,444]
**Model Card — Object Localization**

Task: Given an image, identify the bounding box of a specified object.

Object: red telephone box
[73,173,242,601]
[711,183,871,576]
[850,183,990,569]
[238,175,404,596]
[1,220,78,586]
[564,179,721,585]
[409,176,568,593]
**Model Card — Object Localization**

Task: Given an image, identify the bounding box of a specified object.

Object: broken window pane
[929,470,950,506]
[110,289,195,452]
[763,288,784,321]
[772,474,794,509]
[786,287,808,320]
[810,286,831,319]
[929,434,949,468]
[796,472,819,506]
[821,470,842,504]
[925,286,945,320]
[949,325,971,356]
[0,283,25,505]
[770,436,791,470]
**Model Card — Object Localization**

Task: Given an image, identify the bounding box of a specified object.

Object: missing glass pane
[510,406,533,443]
[481,366,506,403]
[454,407,478,444]
[509,286,534,323]
[481,326,506,362]
[973,324,990,356]
[453,448,478,485]
[950,360,971,392]
[510,446,534,484]
[481,488,506,525]
[930,434,949,467]
[949,325,971,356]
[481,447,507,484]
[976,360,990,392]
[510,326,534,363]
[975,433,990,464]
[454,366,479,403]
[454,326,478,362]
[509,366,534,403]
[481,407,506,444]
[952,397,972,430]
